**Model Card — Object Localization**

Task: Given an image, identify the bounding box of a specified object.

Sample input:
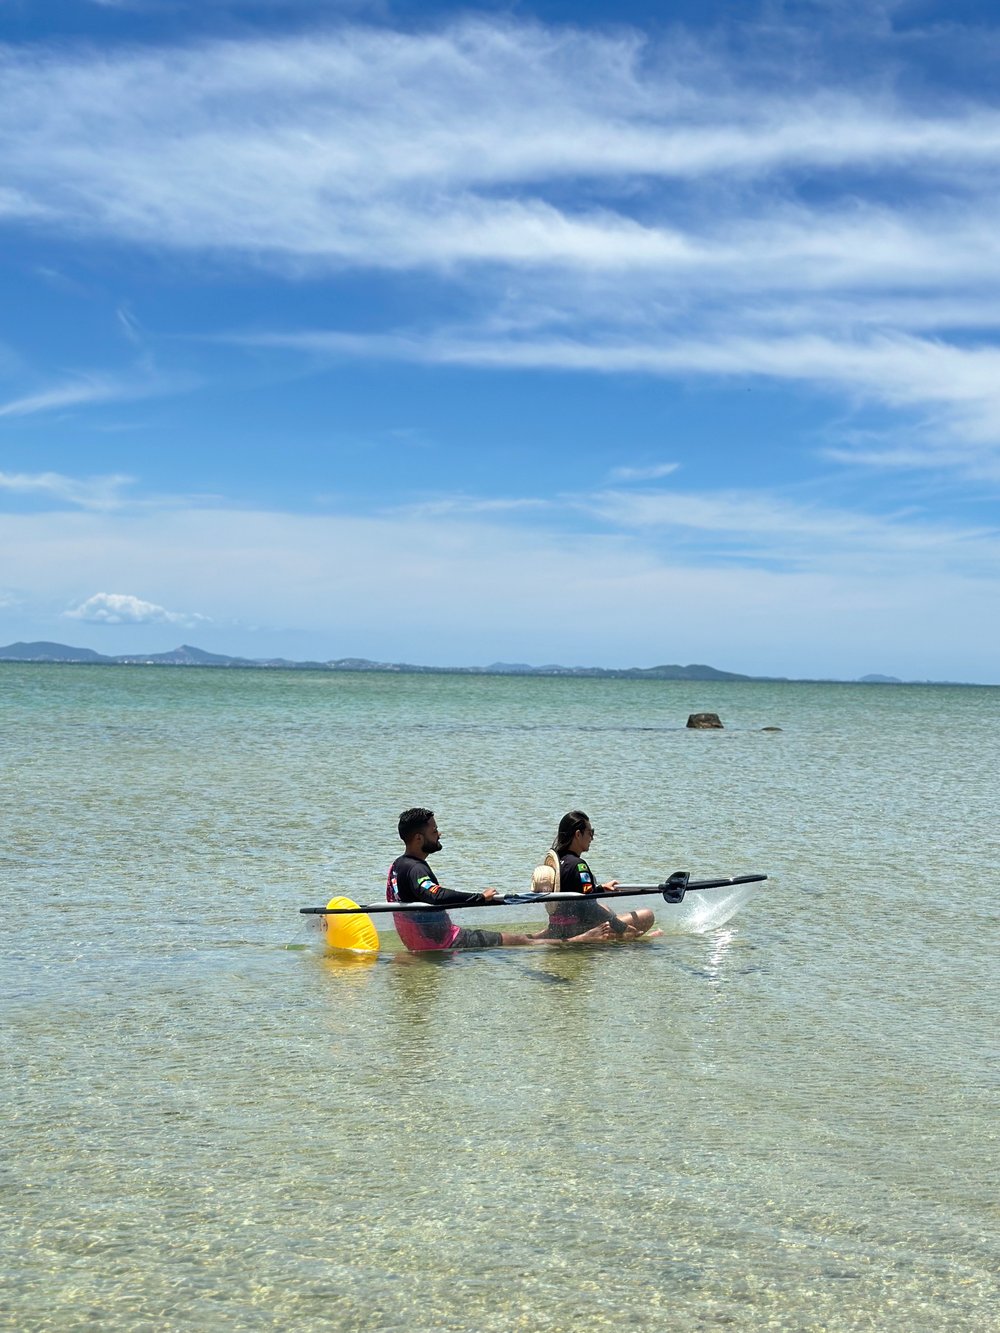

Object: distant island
[0,640,755,680]
[0,640,966,684]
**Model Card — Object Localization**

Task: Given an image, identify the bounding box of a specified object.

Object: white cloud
[0,378,124,419]
[397,495,551,518]
[3,17,1000,475]
[116,304,144,347]
[2,22,1000,277]
[582,486,1000,576]
[0,470,134,510]
[609,463,681,482]
[244,325,1000,474]
[64,592,209,626]
[1,483,997,680]
[0,371,186,419]
[0,185,52,221]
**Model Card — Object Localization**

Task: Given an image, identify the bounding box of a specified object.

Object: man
[388,807,612,951]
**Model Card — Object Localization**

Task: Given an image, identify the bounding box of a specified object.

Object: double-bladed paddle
[300,872,767,915]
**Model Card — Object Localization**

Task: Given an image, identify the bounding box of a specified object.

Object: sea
[2,664,997,1331]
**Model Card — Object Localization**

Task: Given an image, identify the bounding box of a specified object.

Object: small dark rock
[687,712,723,729]
[761,725,782,732]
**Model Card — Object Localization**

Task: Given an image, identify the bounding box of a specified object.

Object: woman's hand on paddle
[482,888,500,901]
[600,879,620,892]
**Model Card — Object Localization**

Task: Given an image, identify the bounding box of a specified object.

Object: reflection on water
[316,948,381,979]
[701,926,737,984]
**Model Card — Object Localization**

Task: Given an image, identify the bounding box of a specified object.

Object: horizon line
[0,639,985,687]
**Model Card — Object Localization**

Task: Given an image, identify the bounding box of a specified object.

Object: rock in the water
[761,725,782,732]
[687,712,723,729]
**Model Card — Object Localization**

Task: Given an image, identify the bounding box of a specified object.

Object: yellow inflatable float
[322,896,380,954]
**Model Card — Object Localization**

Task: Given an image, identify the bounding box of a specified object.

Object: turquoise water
[2,665,997,1330]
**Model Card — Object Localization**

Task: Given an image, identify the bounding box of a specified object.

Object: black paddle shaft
[300,873,767,914]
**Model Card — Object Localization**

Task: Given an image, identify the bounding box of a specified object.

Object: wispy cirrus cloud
[1,21,999,244]
[397,495,551,519]
[3,14,1000,479]
[609,463,681,482]
[3,20,1000,283]
[0,368,186,419]
[0,470,134,509]
[0,377,128,419]
[582,485,1000,576]
[0,185,52,220]
[243,325,1000,475]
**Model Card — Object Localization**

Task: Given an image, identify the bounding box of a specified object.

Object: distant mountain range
[0,640,930,683]
[0,640,757,680]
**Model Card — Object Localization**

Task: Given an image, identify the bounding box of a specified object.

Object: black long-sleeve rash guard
[389,855,489,908]
[386,854,490,950]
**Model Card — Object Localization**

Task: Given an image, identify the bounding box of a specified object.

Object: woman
[536,810,657,941]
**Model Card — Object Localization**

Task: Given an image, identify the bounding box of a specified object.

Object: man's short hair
[398,807,434,842]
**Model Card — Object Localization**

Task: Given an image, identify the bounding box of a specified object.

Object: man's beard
[420,835,442,855]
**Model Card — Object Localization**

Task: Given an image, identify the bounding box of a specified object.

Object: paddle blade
[322,896,380,953]
[661,871,690,904]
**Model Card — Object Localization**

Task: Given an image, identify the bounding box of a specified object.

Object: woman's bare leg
[614,907,660,938]
[503,921,615,946]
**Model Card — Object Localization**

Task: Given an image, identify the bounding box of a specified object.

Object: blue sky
[2,0,999,681]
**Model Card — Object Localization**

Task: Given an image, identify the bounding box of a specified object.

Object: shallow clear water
[2,665,997,1330]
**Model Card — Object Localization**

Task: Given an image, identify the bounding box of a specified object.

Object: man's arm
[403,868,492,909]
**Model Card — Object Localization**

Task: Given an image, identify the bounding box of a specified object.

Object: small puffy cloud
[64,592,208,626]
